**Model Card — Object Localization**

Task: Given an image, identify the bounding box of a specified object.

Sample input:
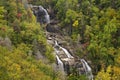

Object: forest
[0,0,120,80]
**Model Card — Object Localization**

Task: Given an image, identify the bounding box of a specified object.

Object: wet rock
[47,39,54,46]
[4,37,12,50]
[46,24,61,33]
[32,5,50,24]
[57,50,68,58]
[64,61,70,74]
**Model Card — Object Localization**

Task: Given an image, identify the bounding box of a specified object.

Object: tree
[0,1,59,80]
[95,66,112,80]
[0,6,6,24]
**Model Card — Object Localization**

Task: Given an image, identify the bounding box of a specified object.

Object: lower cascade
[31,5,94,80]
[54,41,93,80]
[56,55,64,71]
[81,59,93,80]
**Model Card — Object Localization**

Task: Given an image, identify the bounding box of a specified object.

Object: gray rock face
[0,37,12,50]
[4,37,12,49]
[46,24,61,33]
[32,39,47,62]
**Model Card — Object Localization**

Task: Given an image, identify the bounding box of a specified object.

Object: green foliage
[55,0,66,20]
[65,9,78,23]
[85,6,120,80]
[0,6,6,24]
[67,74,87,80]
[55,0,78,21]
[39,0,120,79]
[45,45,55,63]
[0,0,120,80]
[0,45,58,80]
[0,1,58,80]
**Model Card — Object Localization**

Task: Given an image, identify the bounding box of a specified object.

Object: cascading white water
[56,55,64,71]
[55,40,73,58]
[81,59,93,80]
[54,41,64,71]
[54,40,60,47]
[38,6,50,24]
[45,13,50,24]
[60,47,74,58]
[53,41,93,79]
[31,5,50,24]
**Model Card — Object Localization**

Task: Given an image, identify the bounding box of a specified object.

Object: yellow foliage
[107,65,112,73]
[72,20,79,27]
[0,45,59,80]
[95,65,120,80]
[112,66,120,80]
[95,66,112,80]
[115,56,120,65]
[108,47,116,56]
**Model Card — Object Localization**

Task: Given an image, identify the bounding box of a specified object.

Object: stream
[30,4,93,80]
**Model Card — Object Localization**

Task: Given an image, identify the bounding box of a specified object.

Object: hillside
[0,0,120,80]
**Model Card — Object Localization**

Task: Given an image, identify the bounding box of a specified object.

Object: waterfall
[44,12,50,24]
[54,41,64,72]
[38,6,50,24]
[81,59,93,80]
[56,55,64,71]
[31,4,94,79]
[54,40,60,47]
[54,40,73,58]
[60,47,74,58]
[54,40,94,77]
[31,5,50,24]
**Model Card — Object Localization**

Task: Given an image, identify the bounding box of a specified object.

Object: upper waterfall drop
[31,5,50,24]
[38,6,50,24]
